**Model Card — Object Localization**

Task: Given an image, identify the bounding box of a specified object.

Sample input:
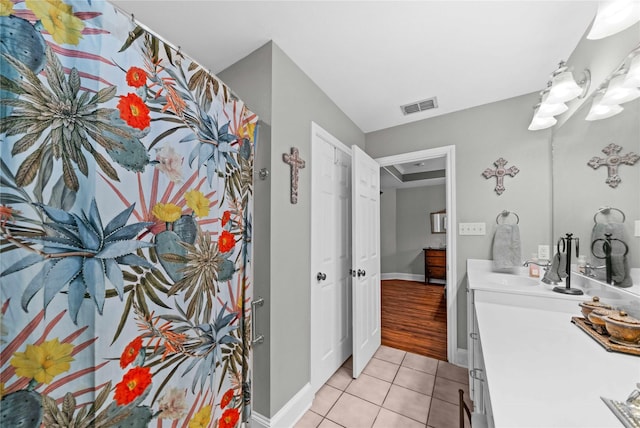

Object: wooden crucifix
[482,157,519,195]
[283,147,305,204]
[587,143,639,188]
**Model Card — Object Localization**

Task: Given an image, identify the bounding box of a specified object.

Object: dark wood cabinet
[424,248,446,284]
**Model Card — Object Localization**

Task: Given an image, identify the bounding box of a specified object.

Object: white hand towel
[492,224,521,270]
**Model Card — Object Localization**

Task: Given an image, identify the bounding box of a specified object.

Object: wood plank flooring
[381,279,447,361]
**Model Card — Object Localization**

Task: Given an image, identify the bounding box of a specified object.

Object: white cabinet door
[351,145,381,378]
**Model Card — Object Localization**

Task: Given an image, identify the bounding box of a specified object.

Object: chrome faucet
[523,260,556,284]
[584,263,605,278]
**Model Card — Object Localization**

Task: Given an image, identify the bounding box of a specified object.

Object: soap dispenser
[529,253,540,278]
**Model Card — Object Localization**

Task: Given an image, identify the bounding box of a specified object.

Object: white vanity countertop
[467,259,640,427]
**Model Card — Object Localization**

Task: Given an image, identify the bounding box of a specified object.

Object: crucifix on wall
[283,147,306,204]
[482,157,519,195]
[587,143,639,188]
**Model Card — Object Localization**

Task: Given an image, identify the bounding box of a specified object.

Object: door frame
[375,145,460,365]
[309,122,353,392]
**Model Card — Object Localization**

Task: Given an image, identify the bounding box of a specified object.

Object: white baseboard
[381,272,424,282]
[453,348,468,368]
[251,382,313,428]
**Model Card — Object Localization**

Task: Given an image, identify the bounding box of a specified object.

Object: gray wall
[396,185,446,275]
[221,41,365,418]
[366,93,554,348]
[218,43,273,418]
[380,188,397,273]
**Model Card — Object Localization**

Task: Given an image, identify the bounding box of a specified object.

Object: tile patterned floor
[295,346,471,428]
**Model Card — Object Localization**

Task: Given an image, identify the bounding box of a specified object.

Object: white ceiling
[110,1,598,133]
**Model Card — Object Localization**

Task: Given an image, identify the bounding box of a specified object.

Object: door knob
[317,272,327,281]
[357,269,366,277]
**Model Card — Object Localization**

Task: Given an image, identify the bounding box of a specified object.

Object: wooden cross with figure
[587,143,639,188]
[283,147,305,204]
[482,157,519,195]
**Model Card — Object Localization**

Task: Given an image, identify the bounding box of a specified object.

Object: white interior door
[351,145,381,378]
[311,124,352,391]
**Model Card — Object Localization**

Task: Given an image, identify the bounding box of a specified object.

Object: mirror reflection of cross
[283,147,306,204]
[482,157,519,195]
[587,143,639,188]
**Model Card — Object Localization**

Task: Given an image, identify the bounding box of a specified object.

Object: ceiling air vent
[400,97,438,115]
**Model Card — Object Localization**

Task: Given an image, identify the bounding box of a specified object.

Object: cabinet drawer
[427,266,446,278]
[427,256,446,267]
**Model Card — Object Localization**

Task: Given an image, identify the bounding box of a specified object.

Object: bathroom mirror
[430,211,446,234]
[551,51,640,291]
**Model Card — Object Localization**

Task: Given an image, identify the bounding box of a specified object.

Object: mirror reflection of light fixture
[587,0,640,40]
[623,53,640,88]
[585,92,624,121]
[528,106,557,130]
[600,73,640,104]
[546,63,591,104]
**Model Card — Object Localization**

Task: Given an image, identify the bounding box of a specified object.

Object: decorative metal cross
[283,147,306,204]
[587,143,639,188]
[482,157,519,196]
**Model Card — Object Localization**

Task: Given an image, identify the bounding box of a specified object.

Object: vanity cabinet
[424,248,446,284]
[467,287,492,428]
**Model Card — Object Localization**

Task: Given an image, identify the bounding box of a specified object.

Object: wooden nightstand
[424,248,446,284]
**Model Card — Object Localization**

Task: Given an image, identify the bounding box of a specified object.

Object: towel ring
[593,207,625,224]
[591,236,629,259]
[496,210,519,225]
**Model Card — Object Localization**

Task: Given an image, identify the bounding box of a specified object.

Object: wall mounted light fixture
[528,61,590,131]
[587,0,640,40]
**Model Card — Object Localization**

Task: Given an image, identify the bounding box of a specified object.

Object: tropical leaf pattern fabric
[0,1,256,426]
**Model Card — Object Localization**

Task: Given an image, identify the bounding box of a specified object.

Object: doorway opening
[375,147,458,365]
[378,161,447,360]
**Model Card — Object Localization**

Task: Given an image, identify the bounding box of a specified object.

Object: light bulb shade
[587,0,640,40]
[601,74,640,104]
[547,71,583,103]
[528,108,557,130]
[623,54,640,88]
[585,94,624,121]
[537,93,569,117]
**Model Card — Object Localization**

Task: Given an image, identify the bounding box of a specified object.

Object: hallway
[381,280,447,361]
[295,346,470,428]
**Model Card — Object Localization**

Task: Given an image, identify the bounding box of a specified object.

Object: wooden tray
[571,317,640,357]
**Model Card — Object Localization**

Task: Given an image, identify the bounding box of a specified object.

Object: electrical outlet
[538,245,550,261]
[459,222,486,235]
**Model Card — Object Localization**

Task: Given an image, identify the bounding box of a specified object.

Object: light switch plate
[538,245,550,261]
[459,222,486,235]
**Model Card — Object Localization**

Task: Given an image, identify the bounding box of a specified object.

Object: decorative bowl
[604,311,640,345]
[578,296,612,321]
[588,308,618,335]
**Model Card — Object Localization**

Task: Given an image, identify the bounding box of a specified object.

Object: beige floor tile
[427,397,469,428]
[345,373,391,406]
[393,366,435,396]
[327,367,353,391]
[342,356,353,370]
[382,384,431,424]
[294,410,324,428]
[373,408,425,428]
[326,393,380,428]
[373,345,406,365]
[432,376,470,407]
[362,358,399,383]
[311,384,343,416]
[436,360,469,385]
[401,352,439,375]
[319,419,344,428]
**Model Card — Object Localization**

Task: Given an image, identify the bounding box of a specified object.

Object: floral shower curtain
[0,1,257,427]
